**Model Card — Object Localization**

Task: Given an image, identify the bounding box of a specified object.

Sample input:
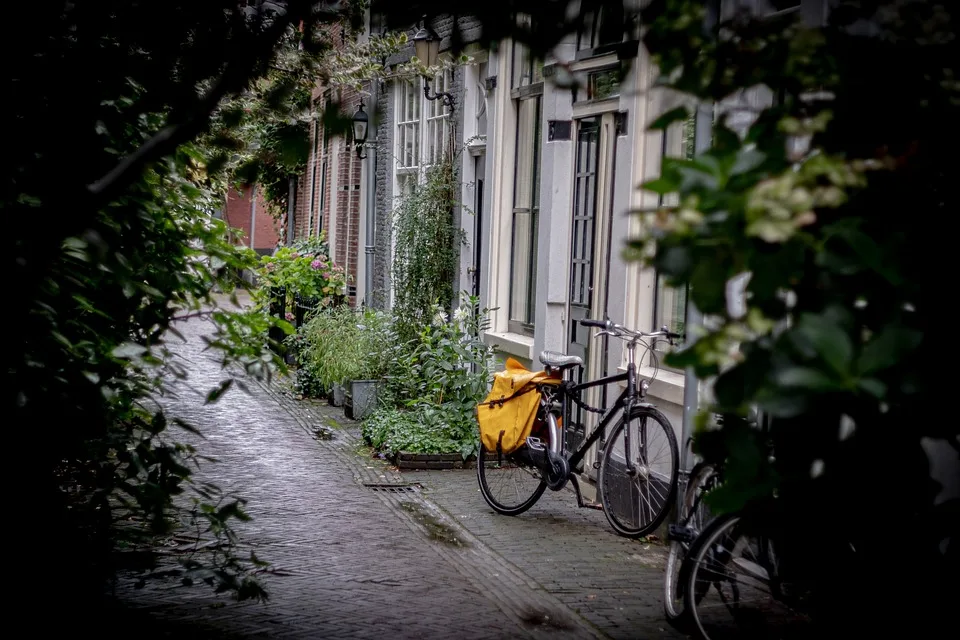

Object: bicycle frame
[544,341,652,476]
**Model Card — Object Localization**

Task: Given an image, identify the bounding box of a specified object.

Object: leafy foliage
[622,0,954,627]
[392,155,465,342]
[297,306,392,392]
[363,294,495,459]
[253,234,349,309]
[5,0,372,614]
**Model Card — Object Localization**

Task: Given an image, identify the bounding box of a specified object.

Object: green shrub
[361,294,495,459]
[296,305,390,395]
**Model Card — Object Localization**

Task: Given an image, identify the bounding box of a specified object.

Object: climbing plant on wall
[391,153,465,342]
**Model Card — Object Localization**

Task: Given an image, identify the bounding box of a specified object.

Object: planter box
[394,451,499,470]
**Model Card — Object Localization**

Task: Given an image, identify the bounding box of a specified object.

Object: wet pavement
[111,294,686,639]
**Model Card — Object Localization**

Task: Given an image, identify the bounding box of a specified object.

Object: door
[567,118,601,368]
[566,113,618,470]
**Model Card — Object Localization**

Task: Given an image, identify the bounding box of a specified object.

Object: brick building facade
[222,185,281,255]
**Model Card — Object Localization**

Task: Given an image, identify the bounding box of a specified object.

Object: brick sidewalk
[278,391,684,640]
[107,299,686,639]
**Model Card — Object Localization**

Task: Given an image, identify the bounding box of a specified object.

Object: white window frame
[507,93,542,335]
[393,70,453,198]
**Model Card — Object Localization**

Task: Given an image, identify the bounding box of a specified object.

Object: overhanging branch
[85,0,339,207]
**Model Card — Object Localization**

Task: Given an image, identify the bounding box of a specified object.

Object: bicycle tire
[680,512,741,640]
[598,405,679,538]
[476,443,547,516]
[664,461,719,622]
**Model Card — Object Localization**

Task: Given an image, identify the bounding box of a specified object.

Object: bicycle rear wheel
[684,513,813,640]
[477,441,547,516]
[665,461,719,622]
[598,406,679,538]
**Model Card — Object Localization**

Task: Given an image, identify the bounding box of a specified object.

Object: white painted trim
[572,97,621,119]
[568,53,619,73]
[484,330,534,361]
[487,42,519,335]
[617,365,686,406]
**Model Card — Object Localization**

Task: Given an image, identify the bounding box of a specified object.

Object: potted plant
[298,305,360,405]
[343,309,390,420]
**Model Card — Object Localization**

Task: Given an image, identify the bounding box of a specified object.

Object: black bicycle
[476,319,681,538]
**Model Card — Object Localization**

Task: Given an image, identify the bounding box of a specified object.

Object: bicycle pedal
[526,436,546,451]
[667,524,698,544]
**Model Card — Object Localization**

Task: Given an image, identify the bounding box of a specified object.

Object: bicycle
[664,412,765,625]
[679,506,826,640]
[664,457,721,621]
[476,319,681,538]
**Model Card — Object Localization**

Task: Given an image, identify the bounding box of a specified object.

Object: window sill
[617,364,685,406]
[484,330,534,361]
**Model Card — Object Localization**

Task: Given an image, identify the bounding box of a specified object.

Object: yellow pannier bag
[477,357,561,455]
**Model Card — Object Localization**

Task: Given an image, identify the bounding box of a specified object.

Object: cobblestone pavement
[112,296,687,639]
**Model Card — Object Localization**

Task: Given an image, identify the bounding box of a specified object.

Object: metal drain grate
[363,483,421,493]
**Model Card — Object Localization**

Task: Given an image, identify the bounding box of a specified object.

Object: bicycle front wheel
[684,513,813,640]
[598,406,679,538]
[665,461,719,622]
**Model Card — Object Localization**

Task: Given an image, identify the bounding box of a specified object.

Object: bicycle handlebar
[580,318,683,343]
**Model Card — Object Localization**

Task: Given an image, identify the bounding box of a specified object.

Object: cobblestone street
[112,299,686,639]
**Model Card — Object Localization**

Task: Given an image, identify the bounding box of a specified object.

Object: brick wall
[223,185,281,255]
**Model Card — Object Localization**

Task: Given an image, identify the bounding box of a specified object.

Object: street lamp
[412,19,455,109]
[352,101,368,159]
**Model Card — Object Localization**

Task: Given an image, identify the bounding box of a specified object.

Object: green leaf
[205,379,234,405]
[641,176,679,195]
[795,314,853,377]
[857,327,922,375]
[857,378,887,398]
[648,106,689,131]
[689,261,727,315]
[776,367,841,391]
[730,147,766,176]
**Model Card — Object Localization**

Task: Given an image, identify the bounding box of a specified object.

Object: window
[577,3,627,52]
[508,95,542,334]
[511,14,543,89]
[424,71,451,167]
[394,70,453,197]
[652,111,696,361]
[512,41,543,89]
[396,79,421,176]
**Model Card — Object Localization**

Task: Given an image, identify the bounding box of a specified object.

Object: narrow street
[112,298,685,639]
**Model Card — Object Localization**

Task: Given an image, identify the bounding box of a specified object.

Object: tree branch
[85,0,334,208]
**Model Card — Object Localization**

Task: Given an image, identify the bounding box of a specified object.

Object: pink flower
[322,271,331,279]
[310,259,322,270]
[290,252,300,258]
[285,312,295,321]
[265,262,276,272]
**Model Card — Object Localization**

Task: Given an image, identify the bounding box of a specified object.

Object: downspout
[249,184,257,250]
[364,80,378,307]
[287,176,296,245]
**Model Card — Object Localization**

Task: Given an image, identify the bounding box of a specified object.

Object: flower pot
[348,380,379,421]
[330,382,346,407]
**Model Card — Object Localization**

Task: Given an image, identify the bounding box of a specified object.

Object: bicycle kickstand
[570,475,603,511]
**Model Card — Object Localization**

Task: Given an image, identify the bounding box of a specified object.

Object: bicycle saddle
[539,351,583,368]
